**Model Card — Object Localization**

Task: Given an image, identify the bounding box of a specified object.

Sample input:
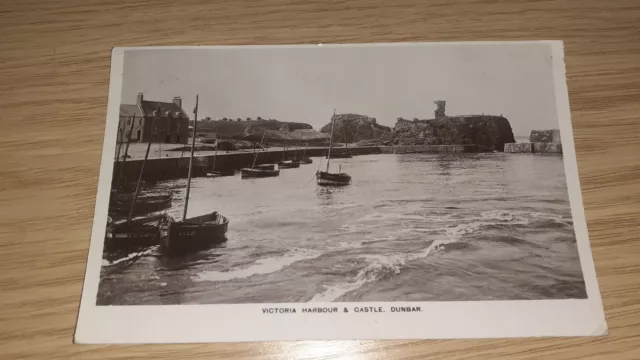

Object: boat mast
[117,113,137,189]
[212,134,218,172]
[183,94,198,222]
[282,127,287,161]
[114,126,123,162]
[344,126,349,150]
[128,112,156,221]
[251,131,266,169]
[326,109,336,172]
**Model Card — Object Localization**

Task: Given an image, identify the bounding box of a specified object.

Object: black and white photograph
[76,42,606,343]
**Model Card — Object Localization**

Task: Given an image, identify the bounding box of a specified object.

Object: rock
[393,115,516,151]
[529,129,561,144]
[504,142,562,154]
[504,143,533,153]
[320,114,392,143]
[532,142,562,153]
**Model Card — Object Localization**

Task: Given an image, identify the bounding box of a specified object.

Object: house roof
[120,104,142,118]
[140,100,188,118]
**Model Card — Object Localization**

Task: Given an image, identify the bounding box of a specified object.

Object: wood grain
[1,0,639,358]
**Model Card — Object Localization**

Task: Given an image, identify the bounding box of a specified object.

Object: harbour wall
[113,144,481,183]
[504,142,563,154]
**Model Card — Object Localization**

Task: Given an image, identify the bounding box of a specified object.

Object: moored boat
[240,132,281,179]
[166,212,229,253]
[207,169,235,178]
[316,170,352,186]
[255,164,276,171]
[241,167,280,178]
[317,110,352,187]
[297,156,313,164]
[206,135,235,178]
[165,95,229,254]
[105,214,171,250]
[109,194,172,216]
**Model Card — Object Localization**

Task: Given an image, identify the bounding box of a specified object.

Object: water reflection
[315,186,347,202]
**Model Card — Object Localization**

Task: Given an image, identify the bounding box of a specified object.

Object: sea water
[98,153,586,305]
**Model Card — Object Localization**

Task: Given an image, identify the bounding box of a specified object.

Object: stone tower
[434,100,446,119]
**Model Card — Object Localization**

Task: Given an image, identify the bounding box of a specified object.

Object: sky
[121,43,560,137]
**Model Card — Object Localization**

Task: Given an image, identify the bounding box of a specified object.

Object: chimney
[137,92,144,106]
[434,100,446,119]
[173,96,182,109]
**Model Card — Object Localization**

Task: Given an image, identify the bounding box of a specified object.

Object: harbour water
[98,153,587,305]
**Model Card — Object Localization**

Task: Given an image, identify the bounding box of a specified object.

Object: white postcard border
[75,41,607,344]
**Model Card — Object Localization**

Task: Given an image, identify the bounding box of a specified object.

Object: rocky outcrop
[533,143,562,153]
[530,129,562,144]
[504,142,562,154]
[504,143,533,153]
[393,115,516,151]
[320,114,392,143]
[197,118,313,139]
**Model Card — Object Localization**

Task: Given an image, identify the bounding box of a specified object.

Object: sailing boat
[109,113,172,217]
[317,110,352,186]
[166,95,229,254]
[327,116,352,159]
[106,111,173,250]
[295,134,313,164]
[241,131,280,178]
[207,135,234,177]
[277,129,300,169]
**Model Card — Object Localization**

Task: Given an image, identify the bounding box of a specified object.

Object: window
[139,117,143,125]
[136,130,141,141]
[127,118,131,125]
[166,134,170,143]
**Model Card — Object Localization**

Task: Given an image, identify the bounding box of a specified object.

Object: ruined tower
[434,100,446,119]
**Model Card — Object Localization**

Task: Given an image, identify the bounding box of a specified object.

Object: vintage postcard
[75,41,606,343]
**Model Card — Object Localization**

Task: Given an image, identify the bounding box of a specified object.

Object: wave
[310,241,447,302]
[195,248,322,282]
[102,246,158,267]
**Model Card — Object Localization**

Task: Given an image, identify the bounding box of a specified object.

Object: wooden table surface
[1,0,639,359]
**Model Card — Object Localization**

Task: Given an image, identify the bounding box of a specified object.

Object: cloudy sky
[121,42,560,137]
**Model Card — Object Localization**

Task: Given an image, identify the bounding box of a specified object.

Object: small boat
[110,192,171,203]
[316,170,352,186]
[206,169,235,178]
[277,160,300,169]
[241,167,280,178]
[294,136,313,164]
[165,95,229,254]
[105,214,171,250]
[317,110,352,186]
[255,164,276,171]
[206,135,235,178]
[240,133,281,179]
[109,194,172,216]
[277,131,300,169]
[166,212,229,253]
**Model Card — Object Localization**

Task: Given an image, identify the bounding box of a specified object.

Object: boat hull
[241,168,280,178]
[316,171,351,186]
[207,170,235,178]
[104,214,169,250]
[166,212,229,253]
[255,164,276,170]
[297,157,313,164]
[109,196,172,216]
